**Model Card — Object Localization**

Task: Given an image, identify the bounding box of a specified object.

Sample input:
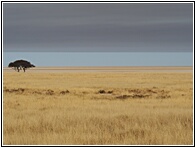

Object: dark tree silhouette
[8,60,35,72]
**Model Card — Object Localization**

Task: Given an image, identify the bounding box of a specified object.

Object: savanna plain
[3,67,193,145]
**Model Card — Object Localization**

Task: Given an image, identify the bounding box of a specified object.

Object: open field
[4,66,193,73]
[3,67,193,145]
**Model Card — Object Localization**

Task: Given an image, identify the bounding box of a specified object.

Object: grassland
[3,68,193,145]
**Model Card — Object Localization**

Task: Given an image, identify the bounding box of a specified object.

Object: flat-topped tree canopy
[8,59,35,72]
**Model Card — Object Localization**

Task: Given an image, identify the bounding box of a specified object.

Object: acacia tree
[8,60,35,72]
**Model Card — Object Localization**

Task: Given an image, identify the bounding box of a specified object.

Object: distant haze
[3,52,193,67]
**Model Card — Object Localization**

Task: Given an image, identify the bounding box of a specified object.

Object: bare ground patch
[4,86,170,100]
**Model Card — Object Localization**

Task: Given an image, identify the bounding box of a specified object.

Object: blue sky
[3,52,193,67]
[3,2,193,67]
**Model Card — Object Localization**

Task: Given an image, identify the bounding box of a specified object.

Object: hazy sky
[3,52,193,67]
[3,2,193,66]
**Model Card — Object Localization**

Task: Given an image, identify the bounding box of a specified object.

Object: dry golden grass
[3,70,193,145]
